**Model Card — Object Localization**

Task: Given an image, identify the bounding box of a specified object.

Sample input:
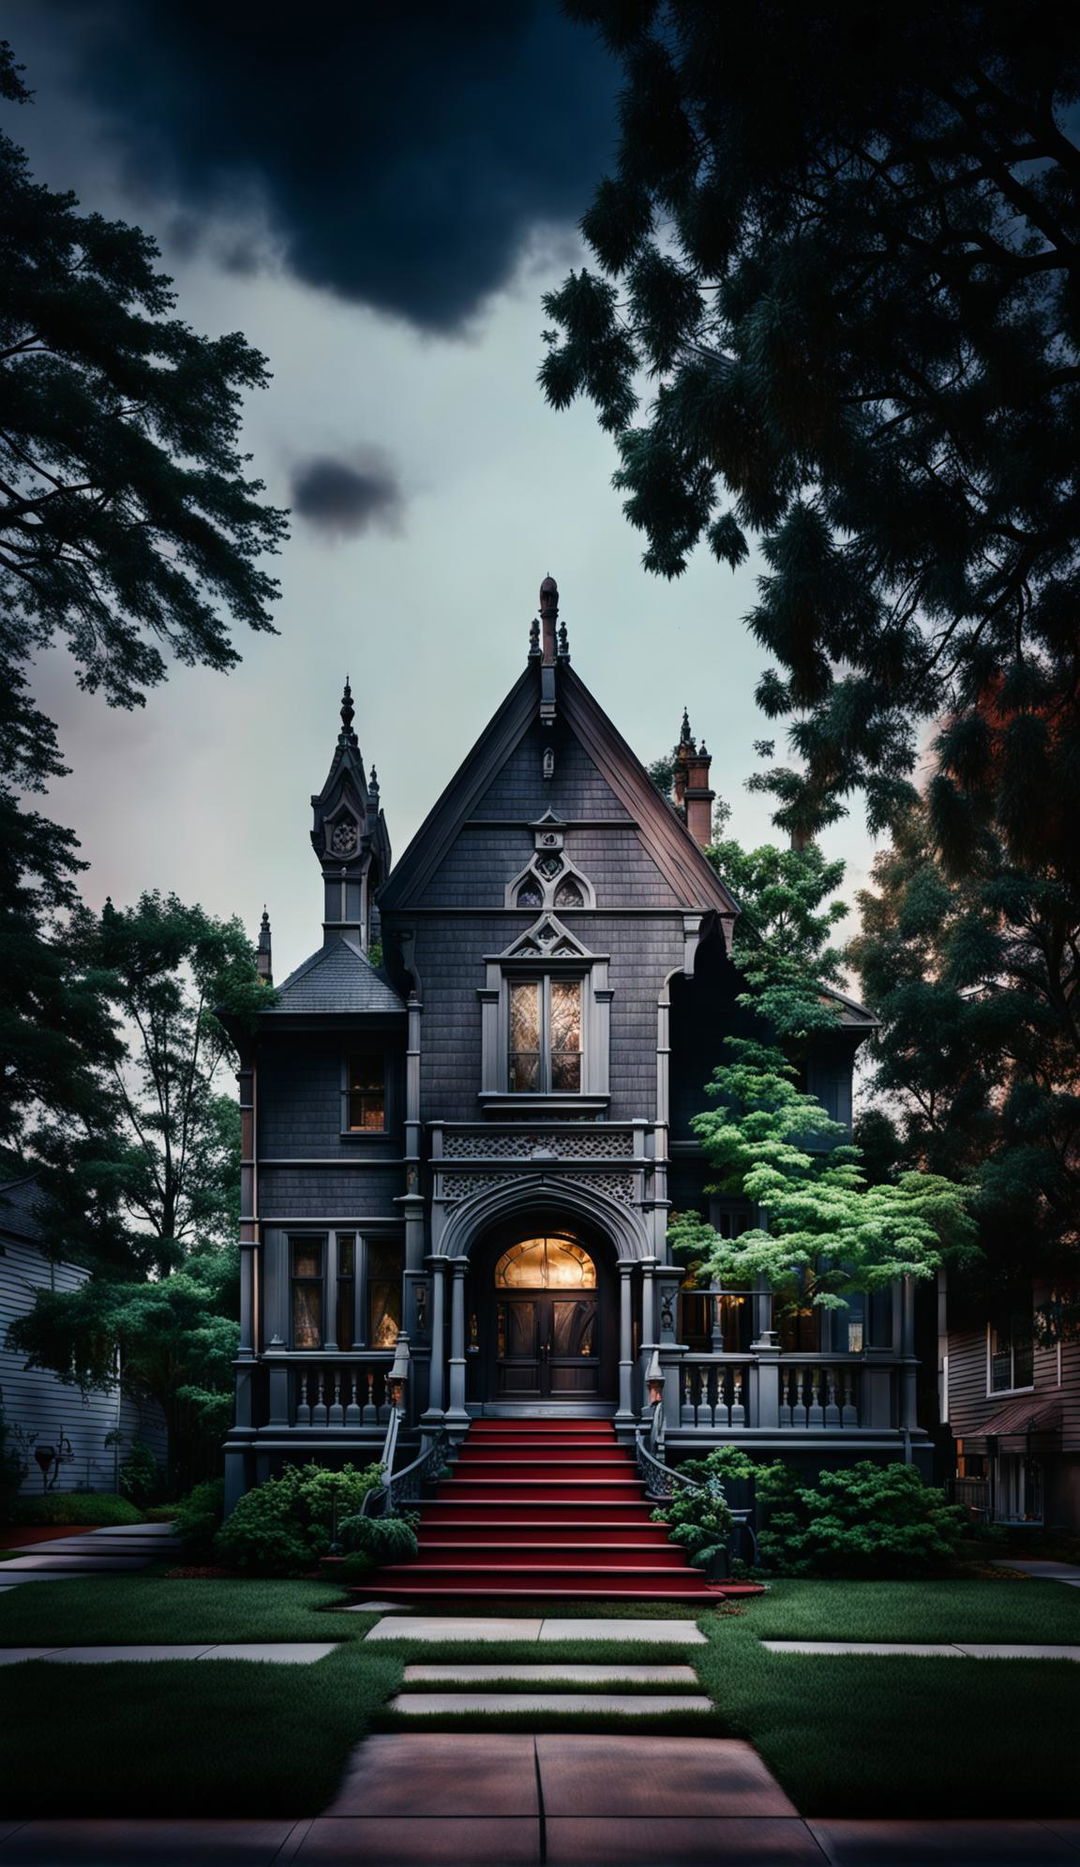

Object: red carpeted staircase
[353,1417,742,1603]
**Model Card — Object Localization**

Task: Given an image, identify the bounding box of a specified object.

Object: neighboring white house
[0,1177,167,1498]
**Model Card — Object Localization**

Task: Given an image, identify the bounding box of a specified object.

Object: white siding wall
[1,1236,168,1496]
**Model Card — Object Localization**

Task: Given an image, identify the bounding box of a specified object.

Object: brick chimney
[685,738,715,850]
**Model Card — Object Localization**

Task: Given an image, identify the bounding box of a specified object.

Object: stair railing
[361,1425,451,1519]
[634,1417,760,1571]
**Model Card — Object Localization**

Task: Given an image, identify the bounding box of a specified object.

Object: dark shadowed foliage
[42,0,617,331]
[291,452,404,538]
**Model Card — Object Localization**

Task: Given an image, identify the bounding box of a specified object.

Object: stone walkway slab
[0,1555,148,1571]
[545,1816,824,1862]
[290,1817,539,1862]
[402,1663,700,1684]
[366,1616,543,1642]
[806,1818,1080,1862]
[2,1643,340,1665]
[0,1820,296,1864]
[761,1640,1080,1660]
[391,1691,713,1715]
[535,1734,797,1818]
[325,1732,539,1816]
[991,1559,1080,1582]
[541,1618,707,1644]
[762,1641,966,1657]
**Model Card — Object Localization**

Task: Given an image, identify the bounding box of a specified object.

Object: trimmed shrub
[338,1511,419,1566]
[117,1439,163,1509]
[756,1460,969,1578]
[650,1447,757,1570]
[14,1492,144,1526]
[173,1478,225,1561]
[214,1462,382,1577]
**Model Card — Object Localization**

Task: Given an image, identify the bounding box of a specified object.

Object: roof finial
[539,574,559,668]
[680,707,693,747]
[340,676,357,746]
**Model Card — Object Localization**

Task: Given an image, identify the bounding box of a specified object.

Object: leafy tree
[668,1040,977,1309]
[30,891,268,1275]
[0,40,285,1147]
[543,2,1080,846]
[849,800,1080,1301]
[7,1243,240,1492]
[707,838,848,1040]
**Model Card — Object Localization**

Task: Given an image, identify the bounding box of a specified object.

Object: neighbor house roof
[265,936,407,1017]
[0,1175,45,1245]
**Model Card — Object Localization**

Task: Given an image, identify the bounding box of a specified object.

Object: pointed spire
[528,614,541,659]
[679,707,693,748]
[369,764,380,805]
[256,906,273,984]
[339,676,357,747]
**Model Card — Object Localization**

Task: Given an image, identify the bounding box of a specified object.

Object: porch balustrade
[668,1353,864,1432]
[290,1360,393,1427]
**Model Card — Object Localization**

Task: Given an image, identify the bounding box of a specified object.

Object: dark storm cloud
[291,453,405,540]
[43,0,616,332]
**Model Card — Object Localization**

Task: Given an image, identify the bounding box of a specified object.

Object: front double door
[495,1292,599,1399]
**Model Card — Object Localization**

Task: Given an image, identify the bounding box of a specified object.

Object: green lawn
[0,1575,1078,1820]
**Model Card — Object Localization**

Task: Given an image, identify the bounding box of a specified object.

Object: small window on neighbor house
[990,1311,1034,1392]
[348,1054,385,1131]
[291,1240,324,1349]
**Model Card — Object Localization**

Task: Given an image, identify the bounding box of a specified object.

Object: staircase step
[377,1564,713,1593]
[421,1503,657,1524]
[415,1522,670,1543]
[365,1583,722,1602]
[415,1542,686,1568]
[456,1444,629,1462]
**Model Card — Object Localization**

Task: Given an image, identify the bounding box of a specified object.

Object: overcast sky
[6,1,877,983]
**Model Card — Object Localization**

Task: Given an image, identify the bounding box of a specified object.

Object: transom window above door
[494,1236,597,1287]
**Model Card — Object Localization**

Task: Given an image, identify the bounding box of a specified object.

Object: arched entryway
[468,1219,617,1409]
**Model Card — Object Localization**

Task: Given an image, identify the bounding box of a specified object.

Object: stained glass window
[553,876,583,908]
[509,980,541,1090]
[494,1237,597,1288]
[368,1241,402,1348]
[348,1054,385,1130]
[509,977,582,1093]
[291,1239,323,1349]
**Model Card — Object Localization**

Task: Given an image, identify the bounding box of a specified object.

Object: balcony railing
[680,1357,750,1430]
[778,1361,859,1429]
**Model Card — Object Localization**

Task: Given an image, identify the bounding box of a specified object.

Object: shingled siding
[258,1164,404,1220]
[408,911,686,1126]
[415,823,683,911]
[1,1237,167,1496]
[257,1037,403,1161]
[471,716,633,821]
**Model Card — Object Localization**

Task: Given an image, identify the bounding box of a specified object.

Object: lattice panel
[561,1170,636,1206]
[443,1130,635,1160]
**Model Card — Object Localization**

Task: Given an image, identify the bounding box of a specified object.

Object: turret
[309,679,392,950]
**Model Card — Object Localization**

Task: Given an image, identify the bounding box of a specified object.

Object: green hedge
[13,1493,145,1526]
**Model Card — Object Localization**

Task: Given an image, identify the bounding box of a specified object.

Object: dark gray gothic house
[223,578,924,1513]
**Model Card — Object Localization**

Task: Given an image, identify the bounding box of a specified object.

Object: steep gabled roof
[265,936,406,1016]
[378,658,739,920]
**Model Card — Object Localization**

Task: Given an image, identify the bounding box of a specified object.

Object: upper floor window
[291,1239,324,1349]
[989,1311,1034,1393]
[348,1053,385,1131]
[509,976,582,1092]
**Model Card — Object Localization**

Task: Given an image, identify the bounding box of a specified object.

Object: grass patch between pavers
[2,1575,1079,1821]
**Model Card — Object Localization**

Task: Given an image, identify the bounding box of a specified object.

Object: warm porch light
[386,1331,411,1411]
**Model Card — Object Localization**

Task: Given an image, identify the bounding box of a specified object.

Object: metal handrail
[363,1425,451,1517]
[634,1422,760,1568]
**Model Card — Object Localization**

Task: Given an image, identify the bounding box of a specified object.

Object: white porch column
[421,1257,447,1422]
[615,1257,636,1427]
[446,1258,470,1427]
